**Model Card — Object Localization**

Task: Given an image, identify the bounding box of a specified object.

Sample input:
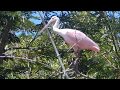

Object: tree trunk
[0,22,11,62]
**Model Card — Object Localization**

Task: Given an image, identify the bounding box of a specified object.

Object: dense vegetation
[0,11,120,79]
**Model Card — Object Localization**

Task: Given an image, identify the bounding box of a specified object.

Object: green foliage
[0,11,120,79]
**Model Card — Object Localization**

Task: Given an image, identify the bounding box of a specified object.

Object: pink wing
[63,29,100,52]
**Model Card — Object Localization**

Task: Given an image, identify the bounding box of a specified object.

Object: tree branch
[0,20,11,56]
[39,11,70,79]
[78,73,95,79]
[0,55,52,70]
[5,47,74,53]
[104,12,120,59]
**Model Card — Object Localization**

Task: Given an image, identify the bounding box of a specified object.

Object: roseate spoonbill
[43,16,100,57]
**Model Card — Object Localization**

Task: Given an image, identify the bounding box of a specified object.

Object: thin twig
[59,68,73,74]
[77,73,95,79]
[0,55,51,69]
[27,18,50,47]
[102,54,117,69]
[39,11,70,79]
[105,13,120,59]
[28,30,39,47]
[111,33,120,58]
[5,47,41,51]
[5,47,72,52]
[0,55,34,61]
[49,68,74,79]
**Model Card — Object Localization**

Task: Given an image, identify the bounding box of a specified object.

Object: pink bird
[43,16,100,57]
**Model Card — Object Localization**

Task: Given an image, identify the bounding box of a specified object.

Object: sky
[30,11,120,25]
[16,11,62,36]
[29,11,62,25]
[16,12,42,36]
[16,11,120,37]
[29,12,42,25]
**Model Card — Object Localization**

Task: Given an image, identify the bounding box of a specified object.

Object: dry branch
[39,11,70,79]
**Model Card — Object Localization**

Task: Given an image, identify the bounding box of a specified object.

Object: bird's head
[48,16,59,26]
[41,16,60,31]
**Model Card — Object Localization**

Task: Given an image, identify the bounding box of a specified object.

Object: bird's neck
[52,18,64,36]
[53,19,60,29]
[53,27,61,35]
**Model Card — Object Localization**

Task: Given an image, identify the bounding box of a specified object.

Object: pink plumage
[46,16,100,56]
[62,29,100,52]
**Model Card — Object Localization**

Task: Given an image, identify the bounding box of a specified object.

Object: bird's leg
[74,50,82,59]
[69,58,80,75]
[68,50,82,75]
[73,58,80,74]
[68,48,83,75]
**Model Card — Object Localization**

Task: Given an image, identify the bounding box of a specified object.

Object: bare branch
[5,47,74,54]
[0,55,33,61]
[77,73,95,79]
[105,13,120,59]
[0,55,52,70]
[39,11,70,79]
